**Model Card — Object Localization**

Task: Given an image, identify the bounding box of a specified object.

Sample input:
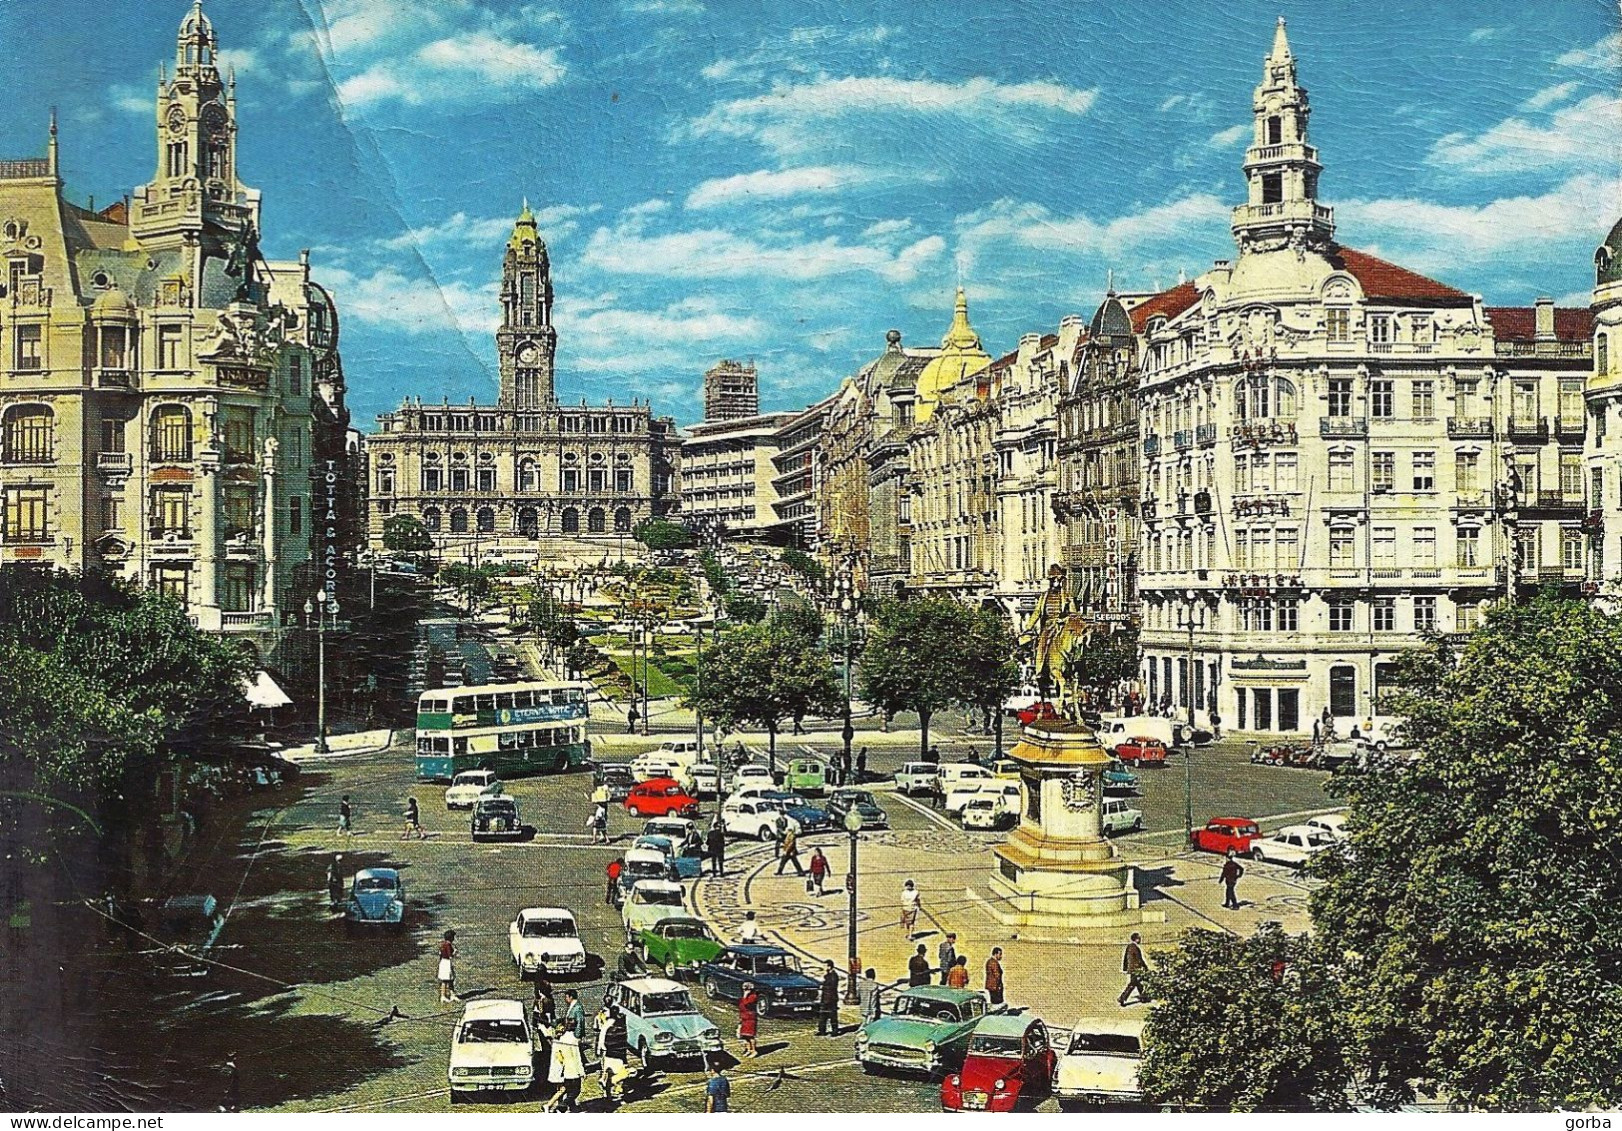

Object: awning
[242,669,293,710]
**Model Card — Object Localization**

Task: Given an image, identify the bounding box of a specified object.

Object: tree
[779,547,825,584]
[440,562,495,612]
[858,596,978,759]
[722,591,766,624]
[1310,594,1622,1110]
[1139,923,1351,1111]
[960,606,1020,739]
[769,595,824,644]
[692,621,841,772]
[1062,625,1141,694]
[634,519,696,552]
[380,514,434,554]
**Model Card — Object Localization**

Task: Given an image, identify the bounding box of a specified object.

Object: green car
[854,986,994,1077]
[635,915,725,980]
[784,757,828,795]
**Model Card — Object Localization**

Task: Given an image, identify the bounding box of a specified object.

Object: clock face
[516,343,538,364]
[201,105,227,133]
[166,105,187,134]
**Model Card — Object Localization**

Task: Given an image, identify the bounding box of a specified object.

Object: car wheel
[861,1061,879,1076]
[665,958,680,979]
[449,1089,464,1106]
[628,805,643,818]
[1132,817,1144,832]
[758,826,774,842]
[704,978,722,998]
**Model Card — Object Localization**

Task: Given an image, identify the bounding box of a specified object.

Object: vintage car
[444,769,503,810]
[1053,1017,1145,1105]
[642,816,704,857]
[592,761,637,802]
[894,762,941,796]
[1251,824,1337,868]
[447,998,535,1102]
[604,976,724,1066]
[345,868,406,929]
[1316,740,1362,772]
[987,759,1022,779]
[961,796,1016,831]
[759,790,834,833]
[470,796,524,842]
[621,879,688,939]
[1114,738,1168,767]
[784,757,829,795]
[942,1013,1057,1112]
[826,788,889,830]
[631,834,704,880]
[623,777,699,819]
[698,944,820,1016]
[1304,812,1349,842]
[1103,760,1141,796]
[635,915,725,980]
[1190,817,1263,857]
[1101,797,1144,835]
[1016,700,1061,727]
[946,781,1021,818]
[687,760,721,797]
[855,986,994,1077]
[629,751,690,786]
[507,907,587,978]
[732,763,775,788]
[613,848,681,906]
[719,797,801,842]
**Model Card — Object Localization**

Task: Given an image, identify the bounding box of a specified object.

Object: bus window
[513,690,533,708]
[476,694,496,712]
[452,696,472,716]
[453,738,468,754]
[416,737,431,753]
[435,737,450,753]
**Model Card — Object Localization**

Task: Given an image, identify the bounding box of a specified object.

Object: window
[2,485,48,543]
[1457,526,1481,567]
[1456,378,1480,416]
[1253,528,1273,571]
[151,406,192,462]
[222,489,255,538]
[1329,527,1355,568]
[1516,529,1539,572]
[588,507,606,533]
[3,406,53,463]
[614,507,632,533]
[1414,596,1437,633]
[450,465,469,492]
[588,469,606,492]
[1369,314,1392,345]
[1251,453,1270,493]
[1262,172,1283,204]
[1233,530,1248,568]
[14,324,42,369]
[1560,379,1584,426]
[449,508,468,533]
[1247,600,1274,633]
[1275,452,1298,492]
[1410,314,1433,344]
[1601,333,1611,376]
[1373,526,1396,567]
[1414,527,1436,566]
[101,495,123,532]
[1456,451,1479,493]
[1373,598,1396,632]
[1457,602,1481,632]
[1563,529,1585,571]
[519,460,538,492]
[1267,116,1282,144]
[1329,450,1354,491]
[1597,467,1607,510]
[1561,453,1584,499]
[615,469,634,493]
[378,468,395,495]
[221,565,256,613]
[476,507,495,534]
[421,507,441,532]
[476,467,495,492]
[1372,451,1395,491]
[223,409,255,463]
[1277,526,1299,570]
[151,487,190,537]
[1234,454,1251,494]
[1512,381,1537,423]
[1412,450,1435,491]
[1327,378,1353,417]
[1326,308,1350,343]
[1276,599,1299,632]
[1370,379,1394,418]
[1329,599,1355,632]
[1412,380,1435,421]
[151,565,189,606]
[561,468,580,493]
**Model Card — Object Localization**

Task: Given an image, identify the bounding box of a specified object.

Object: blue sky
[2,0,1618,426]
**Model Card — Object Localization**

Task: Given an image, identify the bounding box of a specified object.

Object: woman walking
[543,1025,585,1112]
[737,982,760,1058]
[437,930,458,1005]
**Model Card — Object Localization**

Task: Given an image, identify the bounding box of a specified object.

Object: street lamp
[1174,588,1207,845]
[842,806,863,1005]
[837,567,864,774]
[304,591,340,755]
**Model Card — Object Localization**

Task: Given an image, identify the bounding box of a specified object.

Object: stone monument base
[968,822,1162,936]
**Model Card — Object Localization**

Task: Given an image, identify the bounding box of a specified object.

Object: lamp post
[1175,589,1206,845]
[837,567,863,773]
[842,806,863,1005]
[304,591,340,755]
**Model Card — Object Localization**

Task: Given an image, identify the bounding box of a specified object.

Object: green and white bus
[414,681,591,782]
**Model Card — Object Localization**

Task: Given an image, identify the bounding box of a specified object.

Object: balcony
[1319,417,1368,438]
[95,451,132,474]
[1143,435,1161,457]
[1555,415,1586,441]
[1173,429,1193,451]
[94,368,133,389]
[1532,490,1583,513]
[1506,416,1549,443]
[220,610,274,630]
[1232,495,1291,518]
[1193,489,1213,516]
[1452,490,1491,510]
[1195,423,1218,446]
[149,529,194,556]
[1141,499,1158,522]
[1448,417,1493,439]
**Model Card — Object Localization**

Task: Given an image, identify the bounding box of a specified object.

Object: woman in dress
[737,981,760,1058]
[437,929,458,1004]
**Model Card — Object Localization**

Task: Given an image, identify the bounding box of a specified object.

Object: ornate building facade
[1589,220,1622,601]
[367,206,678,557]
[0,2,349,663]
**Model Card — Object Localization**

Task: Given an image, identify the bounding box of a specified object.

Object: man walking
[402,796,424,840]
[589,802,609,845]
[775,825,805,876]
[907,944,931,987]
[900,879,921,936]
[1119,932,1149,1006]
[626,704,639,734]
[856,746,869,781]
[704,1059,731,1112]
[817,960,841,1036]
[337,795,353,837]
[326,854,345,908]
[858,967,882,1022]
[984,947,1005,1006]
[598,1002,630,1103]
[1220,850,1244,910]
[563,989,586,1043]
[937,932,957,985]
[706,816,727,877]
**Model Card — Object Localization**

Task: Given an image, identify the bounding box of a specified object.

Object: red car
[941,1013,1057,1112]
[624,777,699,819]
[1114,737,1168,767]
[1191,816,1262,856]
[1016,700,1060,727]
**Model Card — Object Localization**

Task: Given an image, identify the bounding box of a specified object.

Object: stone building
[1588,220,1622,599]
[679,409,795,537]
[367,206,678,559]
[768,395,831,546]
[0,2,348,664]
[702,359,759,422]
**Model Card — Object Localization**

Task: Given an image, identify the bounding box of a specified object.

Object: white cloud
[1556,32,1621,69]
[1208,123,1249,149]
[559,297,765,373]
[861,218,913,239]
[337,33,566,108]
[318,264,499,337]
[1523,80,1579,111]
[215,48,261,76]
[955,194,1229,264]
[109,84,151,114]
[375,204,598,253]
[685,166,870,209]
[622,0,705,14]
[1468,27,1498,42]
[1429,92,1620,174]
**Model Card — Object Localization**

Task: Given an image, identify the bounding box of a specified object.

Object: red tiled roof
[1128,281,1200,332]
[1484,306,1594,343]
[1327,245,1473,306]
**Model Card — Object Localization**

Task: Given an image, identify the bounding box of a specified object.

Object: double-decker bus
[415,681,591,782]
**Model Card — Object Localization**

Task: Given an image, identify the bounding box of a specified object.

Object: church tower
[497,201,557,408]
[132,1,260,251]
[1230,18,1334,252]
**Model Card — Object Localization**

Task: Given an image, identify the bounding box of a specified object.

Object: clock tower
[497,201,557,408]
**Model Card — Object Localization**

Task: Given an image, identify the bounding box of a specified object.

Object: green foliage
[1310,594,1622,1110]
[1062,625,1141,690]
[779,547,825,583]
[723,591,766,624]
[1139,924,1350,1111]
[440,562,497,604]
[381,514,434,553]
[961,605,1021,715]
[564,640,600,678]
[692,621,841,767]
[634,519,697,551]
[769,595,824,644]
[699,550,733,597]
[858,596,981,755]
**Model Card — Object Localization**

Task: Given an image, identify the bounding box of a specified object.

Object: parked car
[445,769,502,810]
[593,761,636,802]
[1251,824,1337,868]
[621,879,688,939]
[604,977,724,1066]
[632,835,704,880]
[642,816,703,857]
[1096,715,1192,748]
[1317,740,1361,772]
[938,763,993,795]
[1304,812,1349,842]
[826,788,889,830]
[471,796,524,842]
[688,760,721,797]
[635,916,725,980]
[720,797,801,841]
[1016,700,1062,727]
[855,986,993,1077]
[962,796,1016,831]
[1053,1017,1145,1106]
[447,999,535,1103]
[1102,760,1141,796]
[895,762,940,796]
[988,759,1022,779]
[942,1013,1057,1112]
[1114,738,1168,767]
[946,781,1021,818]
[507,907,587,977]
[1190,816,1263,857]
[759,790,834,833]
[345,868,405,929]
[732,763,775,789]
[1101,797,1144,835]
[630,752,689,785]
[784,757,829,795]
[624,777,699,819]
[698,945,820,1016]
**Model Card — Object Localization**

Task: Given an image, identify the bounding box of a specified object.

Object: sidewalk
[279,728,396,762]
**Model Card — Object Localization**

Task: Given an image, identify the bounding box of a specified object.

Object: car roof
[637,776,685,789]
[972,1012,1040,1038]
[354,867,399,881]
[624,848,669,865]
[454,769,496,779]
[619,976,687,994]
[726,944,790,957]
[517,906,574,920]
[647,816,693,826]
[651,915,707,929]
[1308,812,1346,823]
[1275,824,1319,836]
[1067,1016,1145,1039]
[897,985,980,1003]
[461,998,527,1022]
[1210,816,1257,826]
[631,879,684,895]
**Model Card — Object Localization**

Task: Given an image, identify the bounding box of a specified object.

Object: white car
[444,769,502,810]
[961,796,1015,831]
[621,879,687,938]
[937,763,992,796]
[894,762,939,796]
[688,761,721,797]
[732,763,775,788]
[1053,1017,1144,1105]
[1304,812,1348,842]
[447,999,535,1102]
[720,797,800,841]
[946,780,1021,817]
[643,816,701,853]
[508,907,587,977]
[630,752,690,785]
[1252,824,1336,867]
[1101,797,1144,835]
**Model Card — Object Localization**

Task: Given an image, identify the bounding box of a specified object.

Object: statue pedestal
[970,721,1156,935]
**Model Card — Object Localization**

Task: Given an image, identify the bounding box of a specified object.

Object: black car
[471,797,524,841]
[594,761,637,802]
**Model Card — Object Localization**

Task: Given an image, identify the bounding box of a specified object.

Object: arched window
[1266,116,1282,145]
[587,507,606,533]
[450,507,469,533]
[151,405,192,462]
[518,459,538,493]
[1600,332,1610,377]
[517,507,539,537]
[613,507,632,533]
[561,507,580,534]
[421,507,442,532]
[1235,376,1296,420]
[476,507,495,534]
[3,404,54,463]
[422,450,443,492]
[450,451,469,492]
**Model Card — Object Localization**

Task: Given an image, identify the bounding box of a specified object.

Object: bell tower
[497,200,557,409]
[1230,18,1334,252]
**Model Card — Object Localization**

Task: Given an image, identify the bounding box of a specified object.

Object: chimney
[1534,297,1556,341]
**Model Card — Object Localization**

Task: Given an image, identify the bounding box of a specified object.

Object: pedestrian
[937,932,957,985]
[707,816,727,877]
[326,853,345,908]
[402,796,424,840]
[337,794,353,837]
[1312,717,1322,746]
[563,988,586,1043]
[532,963,556,1028]
[737,982,760,1058]
[606,858,623,906]
[946,955,970,989]
[984,946,1005,1006]
[1119,932,1149,1006]
[858,967,883,1021]
[907,944,931,987]
[927,744,941,764]
[737,910,761,944]
[437,930,458,1004]
[588,802,609,844]
[900,879,921,936]
[856,746,869,780]
[775,825,805,876]
[626,703,640,733]
[808,847,830,896]
[817,960,841,1036]
[597,1002,631,1102]
[219,1054,240,1113]
[544,1025,584,1112]
[704,1058,731,1112]
[1220,849,1244,910]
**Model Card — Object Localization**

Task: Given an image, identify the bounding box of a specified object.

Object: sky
[2,0,1619,427]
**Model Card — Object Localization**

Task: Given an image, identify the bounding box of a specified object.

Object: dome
[1088,293,1132,340]
[508,198,548,254]
[1596,217,1622,286]
[91,286,136,317]
[914,286,992,421]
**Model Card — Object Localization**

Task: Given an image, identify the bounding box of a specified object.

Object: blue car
[698,945,820,1016]
[761,790,834,833]
[605,976,724,1065]
[631,834,704,880]
[345,867,405,930]
[1103,760,1141,796]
